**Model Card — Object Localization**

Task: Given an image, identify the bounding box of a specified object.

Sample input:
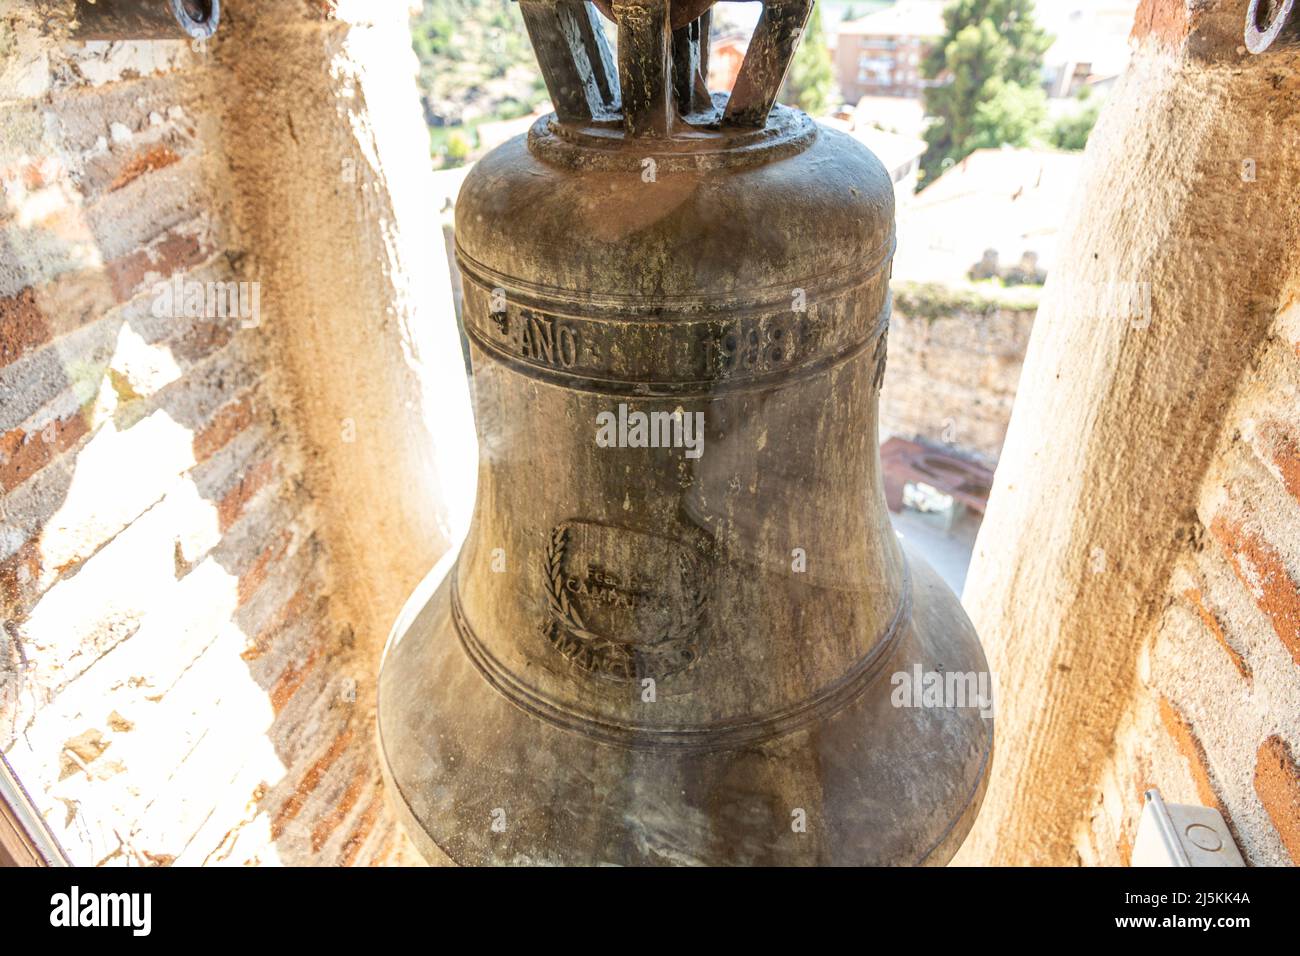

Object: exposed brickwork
[339,790,386,866]
[1254,419,1300,504]
[219,457,277,532]
[1181,586,1251,681]
[272,726,355,841]
[311,765,370,853]
[269,643,322,715]
[969,0,1300,869]
[242,585,316,661]
[0,288,46,369]
[104,228,212,302]
[108,144,181,192]
[0,540,40,616]
[1130,0,1190,48]
[1254,736,1300,863]
[237,527,294,606]
[193,392,256,462]
[1158,696,1223,812]
[1210,514,1300,666]
[1082,305,1300,867]
[0,413,89,493]
[0,10,414,867]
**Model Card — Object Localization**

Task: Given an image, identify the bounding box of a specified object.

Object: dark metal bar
[612,0,673,137]
[723,0,813,128]
[520,0,620,124]
[72,0,219,41]
[671,10,712,116]
[572,1,620,112]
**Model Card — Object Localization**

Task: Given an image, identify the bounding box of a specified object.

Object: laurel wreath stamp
[542,523,706,682]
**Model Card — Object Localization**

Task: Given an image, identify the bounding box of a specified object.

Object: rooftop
[892,146,1085,286]
[854,94,928,140]
[849,125,928,182]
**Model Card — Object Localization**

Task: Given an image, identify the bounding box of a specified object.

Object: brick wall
[956,1,1300,865]
[0,5,419,865]
[1077,298,1300,866]
[880,289,1036,466]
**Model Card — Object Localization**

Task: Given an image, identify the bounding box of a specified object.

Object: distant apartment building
[835,1,946,102]
[707,33,748,93]
[1037,1,1137,97]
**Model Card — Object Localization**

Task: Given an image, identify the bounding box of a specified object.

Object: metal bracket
[71,0,219,42]
[515,0,813,137]
[1131,788,1245,867]
[519,0,621,125]
[1245,0,1299,53]
[724,0,812,128]
[0,752,70,867]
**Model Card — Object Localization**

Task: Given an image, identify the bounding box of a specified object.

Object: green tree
[920,0,1052,186]
[1048,87,1101,151]
[970,76,1047,149]
[411,0,541,126]
[782,4,837,116]
[443,130,473,167]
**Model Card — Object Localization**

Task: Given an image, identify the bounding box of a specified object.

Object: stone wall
[880,284,1036,466]
[958,0,1300,866]
[0,0,466,866]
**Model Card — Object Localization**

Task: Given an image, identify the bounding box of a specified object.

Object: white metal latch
[1131,788,1245,867]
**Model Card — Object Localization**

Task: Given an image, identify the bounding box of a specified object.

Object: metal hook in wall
[1245,0,1299,53]
[71,0,220,42]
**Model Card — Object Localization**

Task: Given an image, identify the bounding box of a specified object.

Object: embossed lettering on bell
[378,0,993,865]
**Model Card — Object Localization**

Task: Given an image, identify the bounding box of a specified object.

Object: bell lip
[376,541,992,866]
[377,722,992,867]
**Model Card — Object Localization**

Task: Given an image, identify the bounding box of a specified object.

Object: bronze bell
[378,0,992,865]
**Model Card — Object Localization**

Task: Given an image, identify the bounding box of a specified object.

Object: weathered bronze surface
[378,0,992,865]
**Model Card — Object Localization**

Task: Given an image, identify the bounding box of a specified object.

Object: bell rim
[376,540,993,866]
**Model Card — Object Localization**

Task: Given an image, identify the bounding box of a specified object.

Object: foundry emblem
[542,521,706,681]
